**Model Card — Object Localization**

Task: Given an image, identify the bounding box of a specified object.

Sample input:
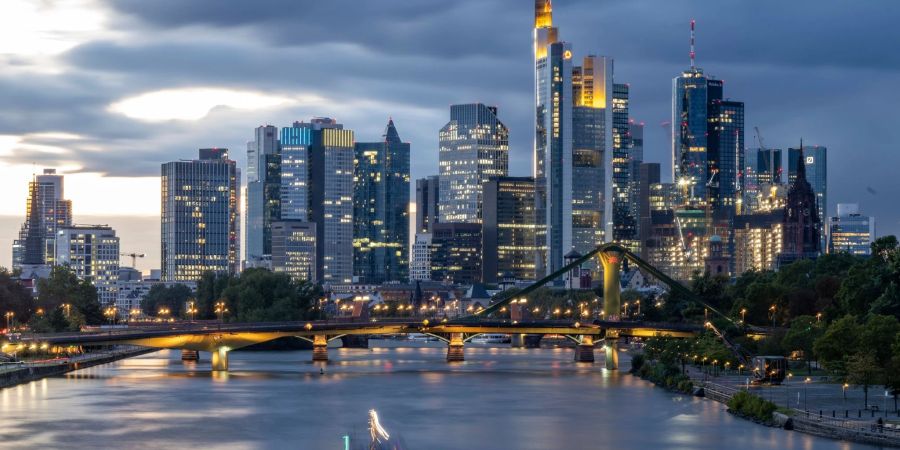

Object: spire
[796,138,806,182]
[690,19,696,69]
[535,0,552,28]
[383,117,401,143]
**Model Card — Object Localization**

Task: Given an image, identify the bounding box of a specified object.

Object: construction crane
[121,252,146,268]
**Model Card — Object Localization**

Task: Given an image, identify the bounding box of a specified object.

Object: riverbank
[0,346,156,389]
[632,358,900,448]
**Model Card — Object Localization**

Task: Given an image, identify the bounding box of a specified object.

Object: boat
[406,333,438,342]
[470,333,511,344]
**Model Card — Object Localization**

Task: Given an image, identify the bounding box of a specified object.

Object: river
[0,344,879,449]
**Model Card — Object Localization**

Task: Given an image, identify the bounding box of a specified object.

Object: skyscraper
[271,221,317,281]
[534,1,624,276]
[55,225,120,306]
[827,203,874,256]
[161,148,240,281]
[353,119,410,283]
[430,223,482,285]
[742,147,783,214]
[438,103,509,224]
[415,176,440,234]
[788,145,827,248]
[245,125,280,268]
[302,118,355,284]
[12,169,73,269]
[482,177,540,283]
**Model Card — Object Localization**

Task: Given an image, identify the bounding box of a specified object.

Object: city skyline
[2,0,900,272]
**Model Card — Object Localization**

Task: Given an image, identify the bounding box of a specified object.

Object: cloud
[108,87,309,122]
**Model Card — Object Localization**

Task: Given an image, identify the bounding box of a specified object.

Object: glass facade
[788,145,827,249]
[429,223,482,285]
[161,149,240,282]
[353,119,410,283]
[245,125,279,267]
[438,103,509,224]
[827,204,874,256]
[12,169,72,268]
[482,177,541,283]
[271,221,317,281]
[415,176,439,234]
[55,225,120,306]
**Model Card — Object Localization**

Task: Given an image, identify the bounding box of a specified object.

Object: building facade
[353,119,410,283]
[438,103,509,224]
[161,148,240,281]
[780,149,821,265]
[409,233,433,281]
[481,177,540,283]
[733,211,784,275]
[245,125,280,268]
[430,223,482,285]
[12,169,73,269]
[788,145,827,249]
[271,221,317,281]
[826,203,874,256]
[55,225,120,306]
[415,176,440,234]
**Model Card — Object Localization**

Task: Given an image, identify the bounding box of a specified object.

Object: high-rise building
[299,118,355,284]
[271,221,317,281]
[636,163,661,259]
[415,176,440,234]
[788,145,827,248]
[742,147,783,214]
[534,1,627,276]
[430,223,482,285]
[733,211,783,275]
[161,148,240,281]
[482,177,540,283]
[827,203,874,256]
[353,119,410,283]
[780,148,821,265]
[438,103,509,224]
[12,169,73,269]
[55,225,120,306]
[245,125,280,268]
[672,21,744,220]
[409,233,433,281]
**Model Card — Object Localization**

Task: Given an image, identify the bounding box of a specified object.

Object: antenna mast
[690,19,696,69]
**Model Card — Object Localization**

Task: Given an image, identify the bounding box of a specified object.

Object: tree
[36,266,103,325]
[217,268,322,322]
[859,314,900,367]
[0,268,33,325]
[846,352,883,409]
[140,284,193,317]
[813,315,861,375]
[782,315,823,374]
[885,356,900,413]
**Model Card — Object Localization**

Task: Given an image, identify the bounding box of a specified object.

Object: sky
[1,0,899,272]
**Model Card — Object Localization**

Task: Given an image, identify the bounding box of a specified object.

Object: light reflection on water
[0,347,882,450]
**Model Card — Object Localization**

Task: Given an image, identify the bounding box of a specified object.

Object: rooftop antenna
[690,19,696,69]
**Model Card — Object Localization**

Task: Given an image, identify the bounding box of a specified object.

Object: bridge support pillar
[211,347,229,371]
[181,349,199,361]
[447,333,465,362]
[574,336,595,363]
[510,333,525,348]
[604,341,619,370]
[312,334,328,362]
[598,248,625,320]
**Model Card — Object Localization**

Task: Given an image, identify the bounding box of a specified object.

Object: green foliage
[782,315,823,372]
[813,315,861,374]
[216,268,323,322]
[0,267,33,325]
[728,391,777,422]
[860,314,900,367]
[629,353,645,373]
[141,284,193,317]
[846,352,884,408]
[36,265,103,325]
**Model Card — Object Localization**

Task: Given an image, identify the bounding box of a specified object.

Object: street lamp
[816,312,822,323]
[214,301,228,323]
[186,301,198,322]
[61,303,71,317]
[843,383,848,402]
[740,308,747,324]
[769,305,777,327]
[104,306,117,325]
[4,311,13,331]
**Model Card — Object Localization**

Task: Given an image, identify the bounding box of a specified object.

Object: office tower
[281,117,354,283]
[12,169,73,269]
[628,121,646,235]
[415,176,440,234]
[271,221,317,281]
[827,203,874,256]
[733,211,783,275]
[353,119,410,283]
[482,177,540,283]
[742,147,783,214]
[636,163,661,259]
[535,2,627,276]
[672,21,744,219]
[409,233,433,281]
[788,144,827,248]
[430,223,482,285]
[245,125,280,268]
[780,148,821,265]
[55,225,120,306]
[161,148,240,281]
[438,103,509,224]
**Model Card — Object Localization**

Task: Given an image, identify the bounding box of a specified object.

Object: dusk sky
[2,0,898,271]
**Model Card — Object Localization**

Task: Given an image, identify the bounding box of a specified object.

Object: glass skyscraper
[827,203,873,256]
[482,176,541,283]
[353,119,410,283]
[161,148,240,281]
[438,103,509,224]
[12,169,72,269]
[55,225,120,306]
[245,125,280,268]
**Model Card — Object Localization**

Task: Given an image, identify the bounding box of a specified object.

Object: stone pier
[211,347,229,371]
[181,349,199,361]
[312,334,329,362]
[604,340,619,370]
[446,333,465,362]
[574,336,595,363]
[510,333,525,348]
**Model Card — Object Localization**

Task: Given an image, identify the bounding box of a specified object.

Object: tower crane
[121,252,146,268]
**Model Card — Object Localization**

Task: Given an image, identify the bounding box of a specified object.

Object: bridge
[6,243,742,372]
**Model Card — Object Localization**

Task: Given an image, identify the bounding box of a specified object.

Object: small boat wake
[342,409,409,450]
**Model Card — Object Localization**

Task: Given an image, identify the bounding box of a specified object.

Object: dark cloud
[1,0,897,241]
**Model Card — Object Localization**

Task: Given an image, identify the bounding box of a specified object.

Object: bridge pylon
[446,333,465,362]
[211,347,229,371]
[312,334,328,362]
[598,247,625,321]
[574,335,595,363]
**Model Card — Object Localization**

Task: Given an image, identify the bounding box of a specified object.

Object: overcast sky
[1,0,898,271]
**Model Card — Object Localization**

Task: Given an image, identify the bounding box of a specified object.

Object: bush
[630,354,645,373]
[727,391,777,422]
